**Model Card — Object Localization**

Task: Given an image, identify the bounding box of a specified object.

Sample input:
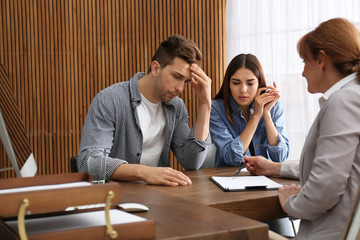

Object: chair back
[200,143,216,169]
[70,156,79,173]
[342,186,360,240]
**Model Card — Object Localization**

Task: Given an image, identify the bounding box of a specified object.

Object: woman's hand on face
[263,84,280,113]
[253,82,280,116]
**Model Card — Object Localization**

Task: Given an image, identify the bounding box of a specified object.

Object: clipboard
[0,173,155,240]
[210,175,283,192]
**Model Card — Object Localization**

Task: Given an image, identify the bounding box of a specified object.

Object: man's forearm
[193,103,211,141]
[110,163,144,181]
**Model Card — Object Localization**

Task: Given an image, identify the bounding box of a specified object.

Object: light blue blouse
[210,95,289,167]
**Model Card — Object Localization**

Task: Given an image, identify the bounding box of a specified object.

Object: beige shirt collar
[319,73,357,109]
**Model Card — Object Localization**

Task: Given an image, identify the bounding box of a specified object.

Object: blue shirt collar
[229,95,254,118]
[130,72,145,103]
[129,72,177,108]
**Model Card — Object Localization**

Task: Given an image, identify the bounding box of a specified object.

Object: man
[78,35,212,186]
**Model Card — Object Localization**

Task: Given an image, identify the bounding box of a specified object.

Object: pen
[234,161,246,177]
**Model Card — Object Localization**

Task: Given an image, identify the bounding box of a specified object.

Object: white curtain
[226,0,360,160]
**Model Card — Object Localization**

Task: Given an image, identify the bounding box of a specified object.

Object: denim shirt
[210,95,289,167]
[78,72,211,180]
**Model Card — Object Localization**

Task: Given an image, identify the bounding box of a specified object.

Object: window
[226,0,360,160]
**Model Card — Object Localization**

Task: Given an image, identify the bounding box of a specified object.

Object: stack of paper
[210,175,283,192]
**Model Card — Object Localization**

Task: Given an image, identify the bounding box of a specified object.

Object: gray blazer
[281,76,360,240]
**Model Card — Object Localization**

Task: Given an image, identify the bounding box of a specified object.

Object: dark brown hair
[147,35,202,73]
[214,53,266,125]
[297,18,360,79]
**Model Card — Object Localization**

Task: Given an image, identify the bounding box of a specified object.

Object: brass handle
[18,198,29,240]
[105,190,118,239]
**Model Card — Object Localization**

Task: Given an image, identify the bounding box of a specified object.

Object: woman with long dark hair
[210,53,289,167]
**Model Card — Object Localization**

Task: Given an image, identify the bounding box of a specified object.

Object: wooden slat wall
[0,0,226,178]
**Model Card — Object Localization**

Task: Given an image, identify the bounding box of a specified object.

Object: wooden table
[119,184,268,240]
[120,167,299,222]
[0,170,298,240]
